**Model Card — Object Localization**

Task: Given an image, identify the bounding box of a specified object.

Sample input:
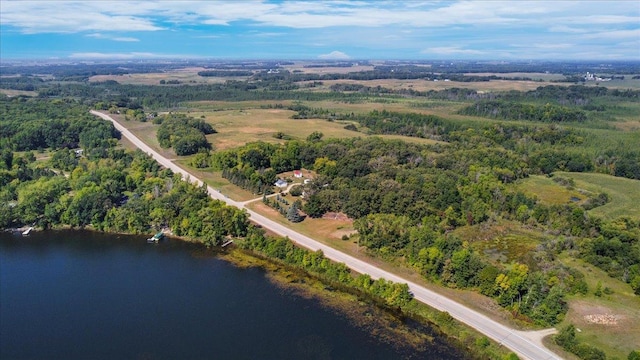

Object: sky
[1,0,639,61]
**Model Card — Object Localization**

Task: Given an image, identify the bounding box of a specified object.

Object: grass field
[0,89,37,97]
[516,173,640,220]
[516,175,589,206]
[455,220,547,266]
[559,255,640,358]
[173,160,258,202]
[189,107,424,151]
[555,172,640,220]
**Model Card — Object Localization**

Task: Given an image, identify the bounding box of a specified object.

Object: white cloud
[0,1,163,33]
[68,52,195,59]
[86,33,139,42]
[2,1,637,33]
[582,29,640,40]
[423,47,485,55]
[549,25,589,34]
[318,51,350,60]
[112,37,140,42]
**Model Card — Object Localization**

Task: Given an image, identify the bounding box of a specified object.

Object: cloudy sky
[1,0,639,60]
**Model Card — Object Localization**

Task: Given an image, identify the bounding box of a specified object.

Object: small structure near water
[147,231,165,243]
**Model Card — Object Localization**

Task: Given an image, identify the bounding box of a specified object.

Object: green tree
[306,131,324,142]
[287,201,303,223]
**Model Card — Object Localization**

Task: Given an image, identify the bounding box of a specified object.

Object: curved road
[92,110,562,360]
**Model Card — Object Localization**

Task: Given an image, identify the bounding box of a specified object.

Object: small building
[293,170,302,178]
[274,179,288,188]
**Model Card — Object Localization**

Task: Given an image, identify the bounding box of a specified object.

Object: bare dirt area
[568,301,631,328]
[322,212,351,221]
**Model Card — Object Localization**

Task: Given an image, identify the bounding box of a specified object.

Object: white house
[274,179,288,188]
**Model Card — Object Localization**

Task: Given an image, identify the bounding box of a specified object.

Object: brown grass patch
[613,120,640,131]
[0,89,37,97]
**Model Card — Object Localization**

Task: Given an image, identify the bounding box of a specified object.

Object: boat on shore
[147,231,165,243]
[22,227,33,236]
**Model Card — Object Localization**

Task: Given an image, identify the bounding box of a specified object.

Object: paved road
[92,110,562,360]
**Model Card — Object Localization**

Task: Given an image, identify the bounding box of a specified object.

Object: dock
[147,231,165,243]
[221,240,234,247]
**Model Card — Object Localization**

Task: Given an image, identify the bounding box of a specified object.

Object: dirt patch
[323,212,352,221]
[570,301,628,327]
[583,314,622,326]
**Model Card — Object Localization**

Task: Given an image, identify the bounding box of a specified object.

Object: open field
[464,72,567,81]
[89,67,249,85]
[559,255,640,359]
[313,78,560,92]
[105,113,179,160]
[173,160,258,202]
[555,172,640,220]
[516,175,590,207]
[190,108,368,150]
[0,89,37,97]
[282,62,376,74]
[455,220,546,266]
[582,75,640,89]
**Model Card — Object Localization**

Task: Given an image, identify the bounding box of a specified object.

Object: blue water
[0,230,467,359]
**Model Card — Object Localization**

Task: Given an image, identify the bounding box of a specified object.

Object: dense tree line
[0,96,120,156]
[239,228,413,308]
[35,81,375,109]
[0,97,246,245]
[155,113,215,156]
[0,76,44,91]
[459,101,587,123]
[1,147,249,246]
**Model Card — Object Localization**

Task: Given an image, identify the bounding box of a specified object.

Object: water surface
[1,230,467,359]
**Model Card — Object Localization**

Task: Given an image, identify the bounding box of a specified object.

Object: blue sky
[1,0,639,60]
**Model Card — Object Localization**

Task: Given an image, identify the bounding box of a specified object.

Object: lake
[0,230,468,359]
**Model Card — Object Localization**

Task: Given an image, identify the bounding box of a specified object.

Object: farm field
[191,108,361,150]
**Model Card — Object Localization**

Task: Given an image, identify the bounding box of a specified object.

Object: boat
[22,227,33,236]
[147,231,165,243]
